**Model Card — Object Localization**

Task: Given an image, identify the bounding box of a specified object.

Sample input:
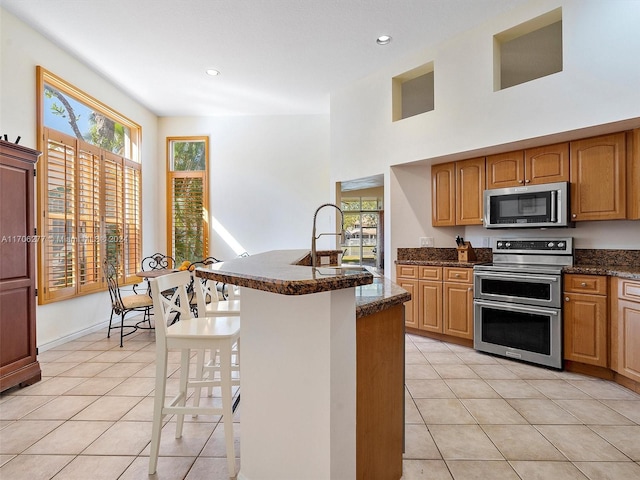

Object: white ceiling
[2,0,528,117]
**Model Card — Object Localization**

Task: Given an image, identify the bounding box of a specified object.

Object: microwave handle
[550,190,557,223]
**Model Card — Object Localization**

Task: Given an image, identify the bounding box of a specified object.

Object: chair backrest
[190,272,221,312]
[141,253,175,271]
[150,270,194,346]
[103,260,125,314]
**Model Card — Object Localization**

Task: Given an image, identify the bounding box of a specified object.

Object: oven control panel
[493,238,573,254]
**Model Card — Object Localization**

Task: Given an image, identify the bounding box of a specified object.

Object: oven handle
[474,299,559,316]
[474,271,558,282]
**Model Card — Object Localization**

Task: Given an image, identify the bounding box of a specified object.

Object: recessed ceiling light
[376,35,392,45]
[206,69,220,76]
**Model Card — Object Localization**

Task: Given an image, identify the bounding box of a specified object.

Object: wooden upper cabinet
[455,158,485,225]
[431,162,455,226]
[570,132,626,221]
[525,143,570,185]
[627,129,640,220]
[486,144,569,189]
[486,151,524,189]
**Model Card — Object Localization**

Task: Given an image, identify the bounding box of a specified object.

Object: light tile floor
[1,328,640,479]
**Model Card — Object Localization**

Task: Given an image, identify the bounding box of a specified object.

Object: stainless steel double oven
[473,238,573,369]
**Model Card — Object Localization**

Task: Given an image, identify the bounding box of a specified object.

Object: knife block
[457,242,476,262]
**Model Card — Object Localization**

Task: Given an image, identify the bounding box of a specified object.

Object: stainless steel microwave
[483,181,572,229]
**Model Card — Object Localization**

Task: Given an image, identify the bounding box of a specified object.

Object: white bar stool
[148,270,240,478]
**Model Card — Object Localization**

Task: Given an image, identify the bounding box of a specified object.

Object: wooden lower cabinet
[356,303,405,479]
[397,264,473,342]
[611,278,640,384]
[563,274,608,368]
[420,280,442,333]
[397,278,419,329]
[443,281,474,339]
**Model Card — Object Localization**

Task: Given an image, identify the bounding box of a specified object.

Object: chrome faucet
[311,203,345,268]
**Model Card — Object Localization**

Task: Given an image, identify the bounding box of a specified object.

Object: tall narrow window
[167,137,209,263]
[37,67,142,304]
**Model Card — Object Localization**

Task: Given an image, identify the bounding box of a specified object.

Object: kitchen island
[196,250,410,480]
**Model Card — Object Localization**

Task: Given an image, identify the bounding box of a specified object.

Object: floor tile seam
[550,397,640,426]
[1,452,77,478]
[69,396,149,422]
[529,423,635,463]
[477,424,570,463]
[2,419,67,455]
[77,420,152,457]
[444,458,523,479]
[583,424,639,462]
[522,378,599,401]
[0,395,61,421]
[427,424,508,463]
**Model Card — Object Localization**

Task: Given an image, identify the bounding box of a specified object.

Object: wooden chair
[148,270,240,478]
[103,260,153,347]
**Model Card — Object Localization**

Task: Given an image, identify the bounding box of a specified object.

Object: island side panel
[356,303,405,480]
[238,287,356,480]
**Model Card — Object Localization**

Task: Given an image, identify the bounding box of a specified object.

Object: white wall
[1,9,160,348]
[158,115,330,260]
[329,0,640,273]
[1,9,330,349]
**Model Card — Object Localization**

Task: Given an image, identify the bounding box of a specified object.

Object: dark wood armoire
[0,140,42,392]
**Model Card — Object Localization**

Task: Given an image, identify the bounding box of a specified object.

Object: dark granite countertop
[396,259,487,268]
[195,249,411,318]
[563,265,640,280]
[195,249,373,295]
[397,247,640,279]
[355,276,411,318]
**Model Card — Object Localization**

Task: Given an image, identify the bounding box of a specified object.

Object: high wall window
[166,136,209,263]
[36,67,142,304]
[494,8,563,90]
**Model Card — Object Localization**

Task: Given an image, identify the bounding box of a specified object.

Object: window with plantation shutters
[43,130,76,301]
[167,137,209,263]
[37,67,142,304]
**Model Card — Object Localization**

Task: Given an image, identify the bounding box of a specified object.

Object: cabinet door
[455,158,485,225]
[419,281,442,333]
[443,282,473,339]
[431,162,455,226]
[397,278,419,329]
[613,299,640,383]
[486,151,524,189]
[525,143,569,185]
[570,133,626,221]
[563,293,608,367]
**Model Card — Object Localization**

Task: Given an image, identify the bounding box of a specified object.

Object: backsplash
[397,247,493,263]
[397,247,640,267]
[574,249,640,267]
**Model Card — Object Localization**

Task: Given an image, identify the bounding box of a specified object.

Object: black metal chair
[103,260,154,347]
[185,256,223,314]
[141,253,176,271]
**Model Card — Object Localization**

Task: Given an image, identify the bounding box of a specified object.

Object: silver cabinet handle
[580,282,587,287]
[565,297,570,302]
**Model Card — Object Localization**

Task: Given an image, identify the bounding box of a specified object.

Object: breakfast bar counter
[196,250,409,480]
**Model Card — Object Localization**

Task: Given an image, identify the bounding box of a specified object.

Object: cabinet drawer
[420,266,442,281]
[444,267,473,283]
[396,265,418,279]
[618,278,640,302]
[564,274,607,295]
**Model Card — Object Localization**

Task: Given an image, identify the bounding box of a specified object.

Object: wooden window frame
[36,67,142,304]
[166,136,209,263]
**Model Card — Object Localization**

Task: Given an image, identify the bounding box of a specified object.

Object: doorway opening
[338,176,384,274]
